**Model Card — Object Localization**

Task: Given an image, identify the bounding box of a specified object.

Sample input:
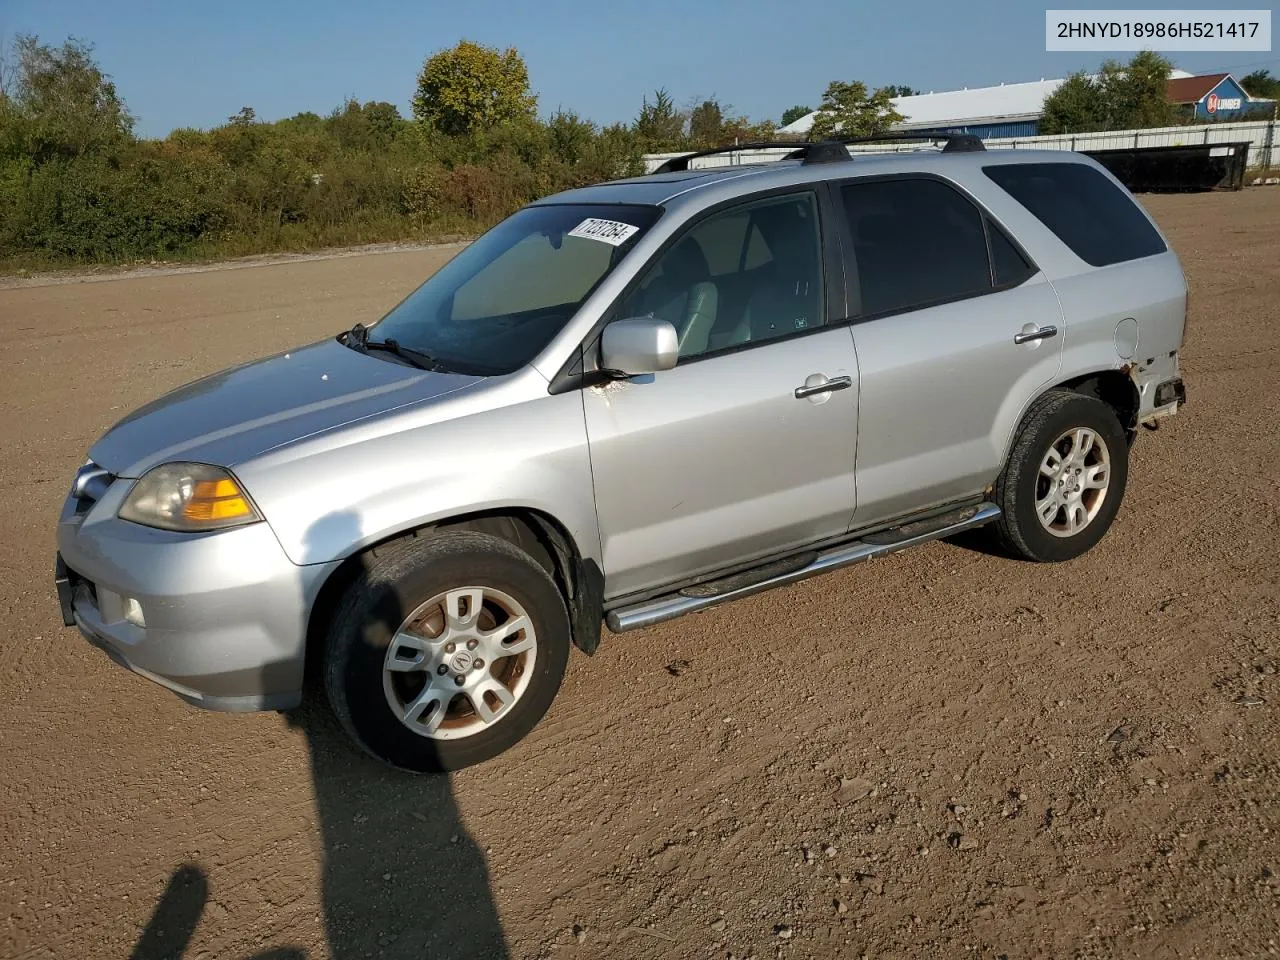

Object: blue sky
[3,0,1277,138]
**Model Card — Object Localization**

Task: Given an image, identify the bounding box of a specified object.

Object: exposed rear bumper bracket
[1154,377,1185,409]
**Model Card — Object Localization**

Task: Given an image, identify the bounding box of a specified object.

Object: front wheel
[323,530,570,772]
[991,389,1129,562]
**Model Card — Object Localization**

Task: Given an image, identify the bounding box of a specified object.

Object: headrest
[664,238,710,284]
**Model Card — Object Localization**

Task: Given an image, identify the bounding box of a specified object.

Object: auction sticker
[568,218,640,246]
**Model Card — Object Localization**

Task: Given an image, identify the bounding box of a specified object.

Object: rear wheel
[324,530,570,772]
[992,389,1129,562]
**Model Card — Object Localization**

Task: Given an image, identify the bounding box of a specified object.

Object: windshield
[368,203,661,375]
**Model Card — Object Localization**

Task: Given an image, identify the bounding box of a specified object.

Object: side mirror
[600,317,678,376]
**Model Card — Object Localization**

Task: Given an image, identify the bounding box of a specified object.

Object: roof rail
[649,141,820,174]
[647,131,985,175]
[836,132,986,153]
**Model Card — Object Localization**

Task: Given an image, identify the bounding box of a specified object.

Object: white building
[779,70,1197,139]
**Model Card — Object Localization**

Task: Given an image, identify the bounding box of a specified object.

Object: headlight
[118,462,263,532]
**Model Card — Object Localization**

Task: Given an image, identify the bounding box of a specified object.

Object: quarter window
[988,217,1036,287]
[983,162,1167,267]
[616,193,825,360]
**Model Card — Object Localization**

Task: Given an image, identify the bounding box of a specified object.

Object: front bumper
[56,479,337,712]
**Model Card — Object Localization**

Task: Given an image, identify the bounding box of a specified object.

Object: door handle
[794,375,853,399]
[1014,324,1058,345]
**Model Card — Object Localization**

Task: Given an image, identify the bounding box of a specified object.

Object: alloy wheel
[381,586,537,740]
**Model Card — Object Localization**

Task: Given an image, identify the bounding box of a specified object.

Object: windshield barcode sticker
[568,218,640,246]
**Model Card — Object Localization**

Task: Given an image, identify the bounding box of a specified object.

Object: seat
[637,238,719,357]
[677,282,719,356]
[740,279,817,341]
[720,205,822,346]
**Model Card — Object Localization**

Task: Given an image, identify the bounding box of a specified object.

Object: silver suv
[55,136,1188,771]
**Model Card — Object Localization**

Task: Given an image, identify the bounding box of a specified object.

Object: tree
[0,38,16,98]
[633,88,686,151]
[1040,71,1105,134]
[2,35,133,163]
[1041,53,1175,134]
[1098,50,1176,129]
[412,40,536,136]
[688,98,725,147]
[882,85,919,98]
[780,104,811,126]
[0,33,649,265]
[361,101,403,142]
[213,106,265,166]
[328,99,403,152]
[277,111,326,134]
[593,122,644,178]
[722,115,777,143]
[546,109,596,164]
[1240,69,1279,99]
[808,81,905,140]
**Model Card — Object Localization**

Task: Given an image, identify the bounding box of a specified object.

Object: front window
[369,203,661,375]
[615,192,824,361]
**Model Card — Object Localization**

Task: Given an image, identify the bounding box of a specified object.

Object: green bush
[403,163,448,220]
[0,35,659,268]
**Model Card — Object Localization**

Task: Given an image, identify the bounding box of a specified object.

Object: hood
[90,338,483,477]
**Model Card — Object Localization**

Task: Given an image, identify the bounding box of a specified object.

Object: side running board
[605,502,1001,633]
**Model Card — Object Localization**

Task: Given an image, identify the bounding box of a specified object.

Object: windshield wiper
[344,323,449,372]
[368,339,449,372]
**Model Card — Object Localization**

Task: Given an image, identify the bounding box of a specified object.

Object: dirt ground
[1,190,1277,960]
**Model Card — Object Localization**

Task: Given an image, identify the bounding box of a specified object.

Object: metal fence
[642,120,1280,173]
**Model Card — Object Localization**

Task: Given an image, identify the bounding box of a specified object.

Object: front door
[582,191,860,599]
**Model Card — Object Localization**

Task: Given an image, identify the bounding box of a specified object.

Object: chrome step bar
[606,502,1001,633]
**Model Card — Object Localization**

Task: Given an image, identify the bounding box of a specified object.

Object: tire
[991,389,1129,562]
[324,530,570,773]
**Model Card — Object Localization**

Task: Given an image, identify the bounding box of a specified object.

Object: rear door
[832,174,1067,526]
[582,189,860,600]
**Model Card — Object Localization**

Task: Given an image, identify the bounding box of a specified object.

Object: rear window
[983,162,1166,267]
[840,177,1025,317]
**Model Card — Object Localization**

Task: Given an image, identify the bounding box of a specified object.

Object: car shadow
[944,527,1010,558]
[130,509,509,959]
[288,702,509,959]
[294,509,510,959]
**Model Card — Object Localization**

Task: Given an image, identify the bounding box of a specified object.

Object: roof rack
[837,132,986,153]
[648,132,984,175]
[650,141,808,174]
